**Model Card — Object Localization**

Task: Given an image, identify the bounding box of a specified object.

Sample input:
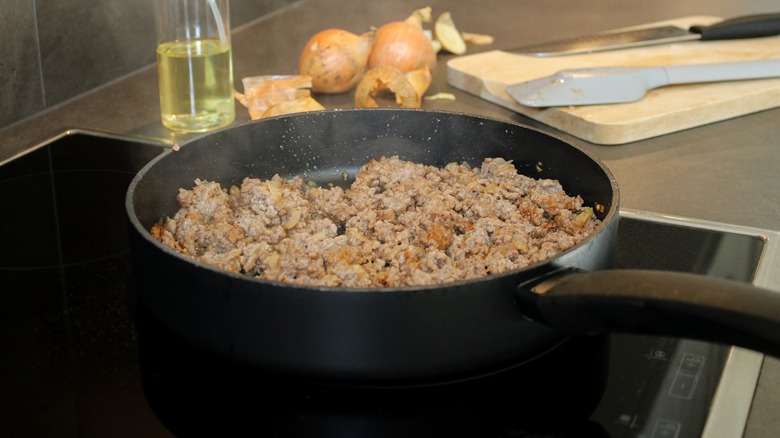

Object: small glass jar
[154,0,235,133]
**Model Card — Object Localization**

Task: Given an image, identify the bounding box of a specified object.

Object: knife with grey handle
[512,13,780,57]
[506,59,780,107]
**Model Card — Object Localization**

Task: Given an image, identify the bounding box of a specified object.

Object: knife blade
[511,13,780,57]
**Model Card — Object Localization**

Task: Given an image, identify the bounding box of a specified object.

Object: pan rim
[125,108,620,294]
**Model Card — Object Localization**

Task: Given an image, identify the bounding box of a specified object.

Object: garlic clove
[462,32,495,46]
[435,12,467,55]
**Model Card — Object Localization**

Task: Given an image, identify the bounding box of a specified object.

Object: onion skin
[368,21,436,73]
[354,66,431,109]
[298,29,375,94]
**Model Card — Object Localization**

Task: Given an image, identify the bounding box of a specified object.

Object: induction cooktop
[1,131,779,437]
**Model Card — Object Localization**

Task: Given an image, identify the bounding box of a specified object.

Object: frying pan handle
[515,269,780,358]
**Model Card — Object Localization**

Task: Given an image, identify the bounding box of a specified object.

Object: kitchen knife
[512,13,780,57]
[506,59,780,107]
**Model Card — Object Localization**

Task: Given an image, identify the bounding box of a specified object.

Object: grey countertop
[2,0,778,435]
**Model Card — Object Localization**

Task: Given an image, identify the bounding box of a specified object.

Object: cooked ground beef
[151,156,601,287]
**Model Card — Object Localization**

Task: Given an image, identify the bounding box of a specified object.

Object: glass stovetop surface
[0,133,766,437]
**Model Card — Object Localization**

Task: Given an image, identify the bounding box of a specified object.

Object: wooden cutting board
[447,16,780,145]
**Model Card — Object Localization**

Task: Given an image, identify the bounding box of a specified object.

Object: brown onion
[368,19,436,73]
[298,29,375,94]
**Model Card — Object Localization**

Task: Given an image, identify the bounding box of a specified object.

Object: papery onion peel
[261,97,325,119]
[354,66,432,109]
[235,75,324,120]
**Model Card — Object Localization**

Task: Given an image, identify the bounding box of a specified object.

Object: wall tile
[231,0,298,28]
[36,0,158,107]
[0,1,45,127]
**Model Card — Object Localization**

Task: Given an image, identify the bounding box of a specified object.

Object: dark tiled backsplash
[0,0,297,130]
[1,2,45,128]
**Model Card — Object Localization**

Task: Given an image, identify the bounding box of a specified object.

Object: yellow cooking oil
[156,39,235,132]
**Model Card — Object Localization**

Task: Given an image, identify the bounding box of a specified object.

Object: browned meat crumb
[151,156,601,287]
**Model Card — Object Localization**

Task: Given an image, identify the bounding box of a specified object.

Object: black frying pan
[126,109,780,383]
